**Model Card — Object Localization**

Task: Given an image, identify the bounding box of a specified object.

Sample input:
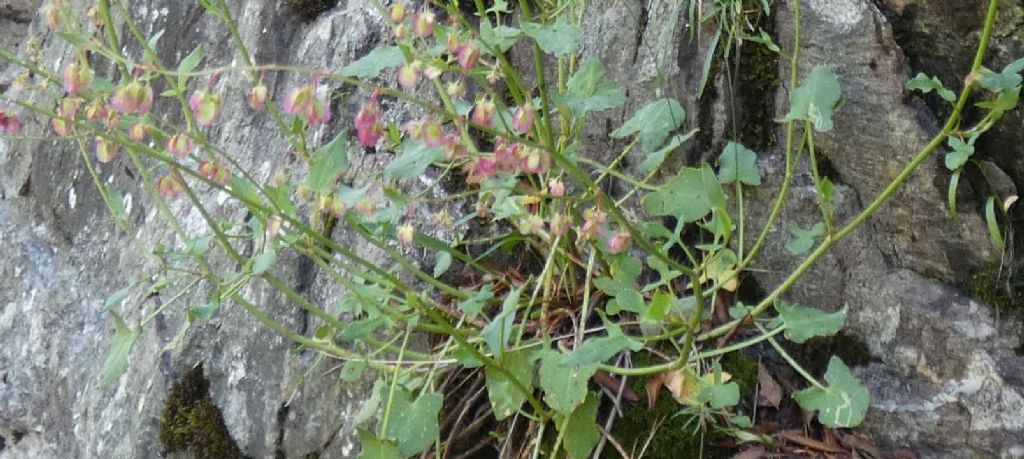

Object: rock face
[1,0,1023,458]
[0,1,36,55]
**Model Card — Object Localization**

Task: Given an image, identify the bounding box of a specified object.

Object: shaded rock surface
[1,0,1023,458]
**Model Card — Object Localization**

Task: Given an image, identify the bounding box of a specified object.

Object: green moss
[289,0,339,21]
[719,352,758,400]
[734,0,780,152]
[966,267,1024,315]
[160,364,246,459]
[964,267,1024,353]
[610,354,728,459]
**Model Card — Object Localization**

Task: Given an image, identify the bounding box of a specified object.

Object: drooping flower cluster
[282,75,331,126]
[198,160,230,186]
[51,97,79,137]
[62,60,94,94]
[109,78,154,115]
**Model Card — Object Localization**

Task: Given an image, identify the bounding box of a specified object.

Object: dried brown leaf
[756,365,782,409]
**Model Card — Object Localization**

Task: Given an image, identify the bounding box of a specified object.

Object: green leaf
[357,428,402,459]
[947,168,961,219]
[340,360,366,383]
[793,357,870,428]
[355,380,385,425]
[905,72,956,102]
[146,29,165,51]
[385,390,442,457]
[638,130,696,174]
[481,284,523,358]
[985,196,1005,251]
[104,282,136,309]
[775,301,846,344]
[520,16,579,57]
[539,350,598,414]
[944,135,975,171]
[307,131,350,194]
[610,98,686,151]
[647,290,674,321]
[785,222,825,255]
[486,0,511,14]
[433,251,452,277]
[385,140,445,180]
[977,86,1021,112]
[458,285,494,320]
[698,363,740,409]
[479,21,522,53]
[485,348,539,420]
[781,65,842,132]
[717,142,761,185]
[338,316,387,341]
[643,165,722,222]
[176,44,205,88]
[977,67,1023,92]
[99,310,141,386]
[743,28,780,53]
[57,32,89,46]
[819,177,836,212]
[617,289,647,315]
[562,318,643,366]
[251,247,278,275]
[559,57,626,117]
[562,393,601,459]
[341,46,405,78]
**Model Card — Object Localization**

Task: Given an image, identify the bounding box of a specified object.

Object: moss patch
[964,267,1024,353]
[734,0,780,152]
[289,0,339,21]
[160,364,246,459]
[610,354,729,458]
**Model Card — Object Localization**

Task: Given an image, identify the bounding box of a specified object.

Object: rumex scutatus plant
[1,0,1020,456]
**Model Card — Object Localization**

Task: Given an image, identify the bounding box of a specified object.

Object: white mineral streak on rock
[807,0,864,34]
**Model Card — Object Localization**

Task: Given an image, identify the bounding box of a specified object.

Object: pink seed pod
[166,132,193,159]
[62,61,94,94]
[412,10,435,38]
[396,222,415,246]
[471,97,496,127]
[95,137,119,163]
[248,83,268,111]
[389,3,406,22]
[156,173,185,199]
[548,178,565,197]
[354,97,384,147]
[606,231,631,254]
[457,44,480,71]
[198,161,230,186]
[397,64,420,90]
[511,102,535,134]
[109,79,153,115]
[282,83,314,116]
[127,122,147,141]
[189,89,222,126]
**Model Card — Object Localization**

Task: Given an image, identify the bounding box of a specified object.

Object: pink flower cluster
[354,94,385,147]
